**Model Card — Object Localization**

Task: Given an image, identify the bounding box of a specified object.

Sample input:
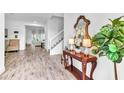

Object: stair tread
[50,35,64,49]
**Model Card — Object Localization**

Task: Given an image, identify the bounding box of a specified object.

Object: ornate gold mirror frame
[74,15,91,48]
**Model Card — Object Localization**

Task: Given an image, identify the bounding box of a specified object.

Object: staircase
[49,30,64,55]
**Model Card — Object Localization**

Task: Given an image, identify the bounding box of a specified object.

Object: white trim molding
[0,66,5,75]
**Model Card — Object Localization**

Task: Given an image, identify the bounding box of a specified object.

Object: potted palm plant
[92,16,124,80]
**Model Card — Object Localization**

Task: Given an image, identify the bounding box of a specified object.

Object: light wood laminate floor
[0,46,76,80]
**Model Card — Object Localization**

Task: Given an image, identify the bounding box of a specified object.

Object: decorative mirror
[74,15,91,49]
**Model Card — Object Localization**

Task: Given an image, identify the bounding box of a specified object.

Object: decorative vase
[84,47,89,55]
[15,35,18,38]
[75,48,81,53]
[81,47,85,53]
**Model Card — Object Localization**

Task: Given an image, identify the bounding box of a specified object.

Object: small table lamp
[83,38,92,57]
[69,38,74,51]
[81,16,92,57]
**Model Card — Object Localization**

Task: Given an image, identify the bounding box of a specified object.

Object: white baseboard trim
[0,66,5,75]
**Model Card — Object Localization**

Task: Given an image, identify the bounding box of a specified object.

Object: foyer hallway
[0,46,76,80]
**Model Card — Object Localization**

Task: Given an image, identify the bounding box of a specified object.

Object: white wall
[46,16,64,50]
[26,26,45,45]
[5,20,46,50]
[5,13,64,51]
[44,24,48,49]
[26,29,32,44]
[5,19,26,50]
[5,14,46,50]
[64,13,124,80]
[0,13,5,74]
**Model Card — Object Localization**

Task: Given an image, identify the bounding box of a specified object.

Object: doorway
[25,25,45,49]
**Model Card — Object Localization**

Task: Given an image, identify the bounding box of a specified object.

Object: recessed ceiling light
[28,21,43,27]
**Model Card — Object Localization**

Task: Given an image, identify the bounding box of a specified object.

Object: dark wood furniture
[63,50,97,80]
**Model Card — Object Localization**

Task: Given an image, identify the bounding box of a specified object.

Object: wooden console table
[63,50,97,80]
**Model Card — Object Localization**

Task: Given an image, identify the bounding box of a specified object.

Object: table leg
[70,57,73,71]
[82,63,87,80]
[61,55,63,64]
[63,53,67,69]
[90,61,97,80]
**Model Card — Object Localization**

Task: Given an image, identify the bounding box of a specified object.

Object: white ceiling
[25,25,44,33]
[5,13,64,24]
